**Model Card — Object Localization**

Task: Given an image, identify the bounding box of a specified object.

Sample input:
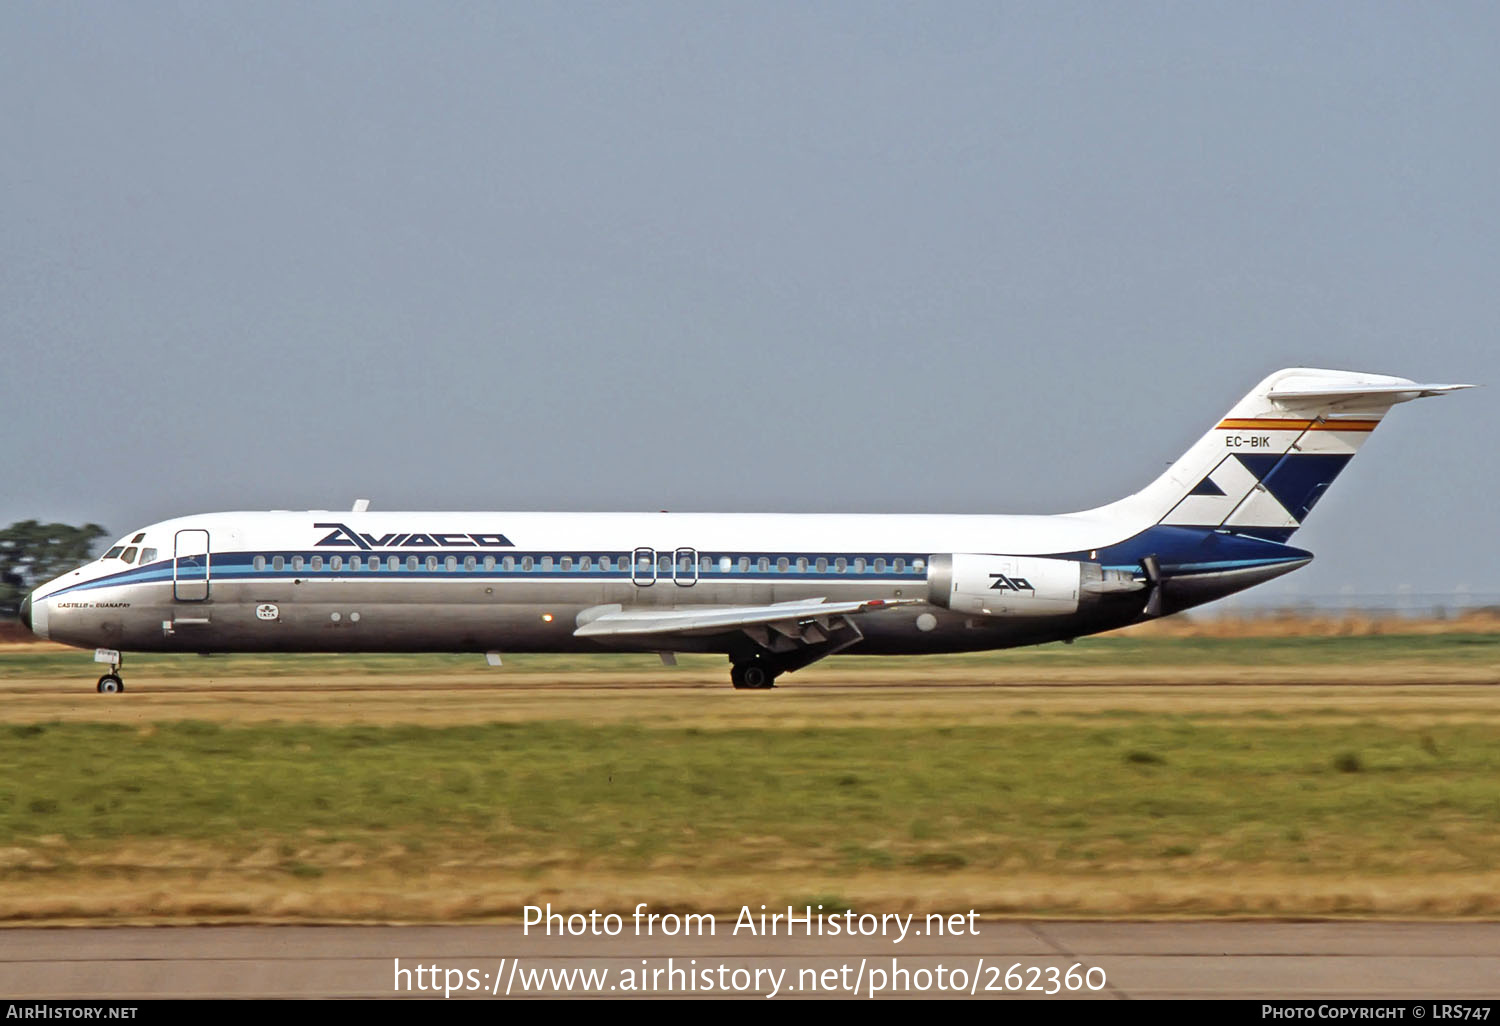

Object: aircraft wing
[573,597,919,639]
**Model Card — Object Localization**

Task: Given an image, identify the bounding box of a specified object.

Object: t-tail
[1121,368,1472,541]
[1077,368,1472,618]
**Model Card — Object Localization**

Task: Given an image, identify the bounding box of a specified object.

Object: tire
[740,664,772,690]
[97,674,124,694]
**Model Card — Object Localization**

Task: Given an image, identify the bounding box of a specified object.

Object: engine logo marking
[988,573,1034,592]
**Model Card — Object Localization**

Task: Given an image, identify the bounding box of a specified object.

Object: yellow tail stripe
[1216,418,1380,432]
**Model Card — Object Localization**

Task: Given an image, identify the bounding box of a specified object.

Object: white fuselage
[23,507,1304,662]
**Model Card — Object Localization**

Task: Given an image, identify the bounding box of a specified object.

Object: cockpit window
[121,547,139,563]
[139,548,158,564]
[104,547,125,560]
[131,533,146,544]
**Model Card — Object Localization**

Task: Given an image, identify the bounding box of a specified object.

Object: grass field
[3,629,1500,678]
[0,631,1497,923]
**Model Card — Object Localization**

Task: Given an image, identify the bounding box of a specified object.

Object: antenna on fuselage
[352,498,371,513]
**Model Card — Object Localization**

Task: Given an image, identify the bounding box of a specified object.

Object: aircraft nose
[17,593,32,634]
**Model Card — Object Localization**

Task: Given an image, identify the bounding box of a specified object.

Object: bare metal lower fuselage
[37,558,1293,659]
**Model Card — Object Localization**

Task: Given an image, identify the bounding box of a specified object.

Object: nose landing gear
[95,651,124,694]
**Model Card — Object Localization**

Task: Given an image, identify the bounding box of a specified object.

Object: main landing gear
[730,659,778,690]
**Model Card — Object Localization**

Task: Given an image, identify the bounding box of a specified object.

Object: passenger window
[388,556,400,571]
[913,558,926,573]
[815,558,828,572]
[273,556,285,571]
[560,556,573,571]
[541,556,554,571]
[776,557,789,572]
[658,553,672,573]
[426,556,438,571]
[311,555,323,571]
[758,557,770,572]
[406,556,419,571]
[521,556,534,571]
[291,556,304,571]
[482,556,494,571]
[719,556,731,573]
[350,556,362,571]
[330,555,342,571]
[893,558,905,573]
[463,556,475,571]
[796,557,808,572]
[874,558,886,573]
[502,556,515,571]
[738,556,749,572]
[599,556,612,571]
[854,558,866,573]
[139,548,157,564]
[835,558,847,572]
[580,556,592,571]
[253,555,266,571]
[121,547,138,563]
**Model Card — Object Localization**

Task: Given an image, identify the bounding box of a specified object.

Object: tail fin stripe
[1216,418,1381,432]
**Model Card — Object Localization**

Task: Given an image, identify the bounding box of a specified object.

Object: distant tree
[0,520,109,617]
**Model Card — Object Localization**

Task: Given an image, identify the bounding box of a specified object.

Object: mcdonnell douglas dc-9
[18,368,1470,692]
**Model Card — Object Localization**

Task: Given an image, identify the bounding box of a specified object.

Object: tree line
[1,521,108,617]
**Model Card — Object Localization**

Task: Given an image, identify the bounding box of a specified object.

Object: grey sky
[2,2,1493,603]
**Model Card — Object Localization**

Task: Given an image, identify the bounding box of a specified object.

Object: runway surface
[3,922,1498,999]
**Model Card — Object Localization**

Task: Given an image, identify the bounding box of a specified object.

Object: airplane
[16,368,1471,693]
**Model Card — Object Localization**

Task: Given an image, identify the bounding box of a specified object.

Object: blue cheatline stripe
[38,550,932,600]
[38,526,1314,603]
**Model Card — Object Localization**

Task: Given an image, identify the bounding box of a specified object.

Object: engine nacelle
[927,553,1098,617]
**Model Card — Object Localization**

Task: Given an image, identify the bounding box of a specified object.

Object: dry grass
[1120,608,1500,638]
[0,679,1496,729]
[0,623,1497,926]
[4,867,1499,925]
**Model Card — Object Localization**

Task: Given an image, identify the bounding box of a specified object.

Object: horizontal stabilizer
[1268,381,1473,404]
[574,597,919,639]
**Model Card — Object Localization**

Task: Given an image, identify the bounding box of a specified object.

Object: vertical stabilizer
[1113,369,1471,538]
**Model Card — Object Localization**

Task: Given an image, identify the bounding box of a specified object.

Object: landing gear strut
[730,659,777,690]
[96,654,124,694]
